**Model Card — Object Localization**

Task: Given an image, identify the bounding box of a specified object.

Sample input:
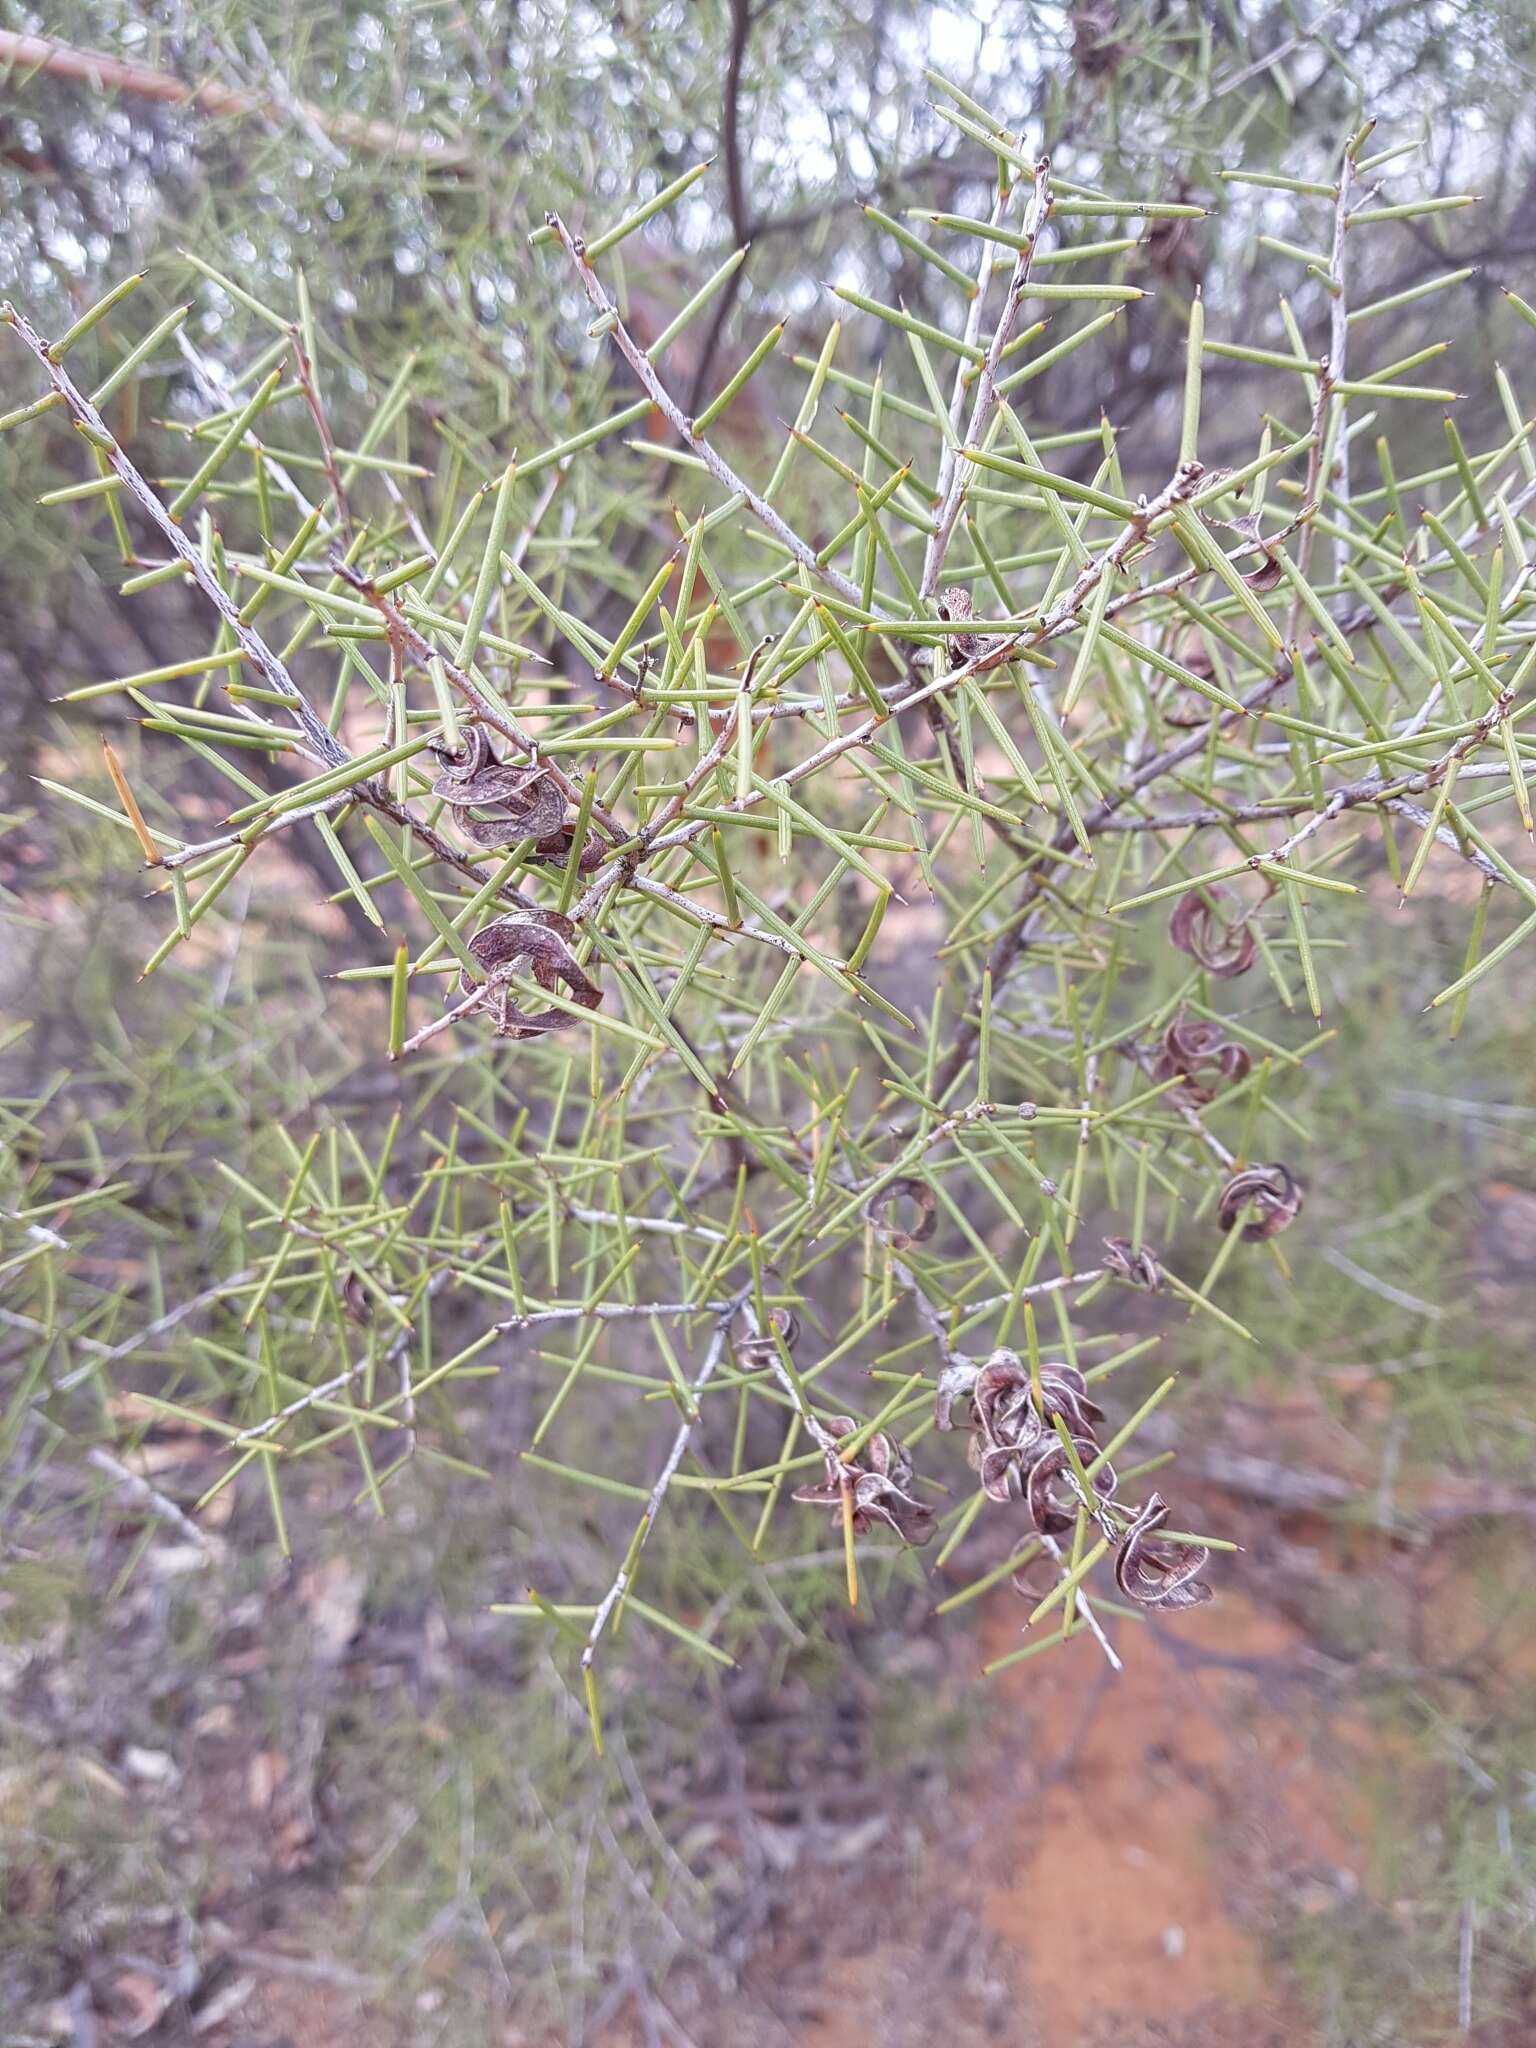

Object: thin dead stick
[921,174,1019,593]
[394,977,490,1059]
[923,156,1054,597]
[579,1293,747,1674]
[1039,1527,1122,1672]
[232,1360,369,1444]
[1259,689,1521,877]
[1091,793,1507,882]
[4,304,346,768]
[396,1341,418,1466]
[495,1299,733,1335]
[86,1445,218,1554]
[548,214,869,612]
[567,1205,730,1244]
[0,30,472,169]
[1327,163,1354,540]
[289,324,353,538]
[964,1268,1108,1318]
[159,787,352,869]
[1286,145,1355,638]
[628,873,826,963]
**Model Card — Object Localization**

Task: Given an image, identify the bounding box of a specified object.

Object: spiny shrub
[6,75,1533,1734]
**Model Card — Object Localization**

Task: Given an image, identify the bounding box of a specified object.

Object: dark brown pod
[1149,1015,1251,1106]
[1216,1162,1304,1241]
[736,1307,801,1372]
[792,1415,936,1547]
[1101,1236,1165,1291]
[1114,1492,1212,1610]
[865,1176,937,1251]
[1168,886,1256,978]
[451,909,601,1040]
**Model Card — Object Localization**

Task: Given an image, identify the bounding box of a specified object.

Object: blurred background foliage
[4,4,1536,2045]
[4,0,1536,723]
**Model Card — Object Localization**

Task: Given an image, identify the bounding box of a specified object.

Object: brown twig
[685,0,758,417]
[0,30,472,169]
[289,325,352,538]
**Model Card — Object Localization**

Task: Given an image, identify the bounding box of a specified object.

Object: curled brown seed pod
[341,1270,372,1326]
[1114,1492,1212,1609]
[962,1349,1107,1502]
[792,1416,936,1547]
[1243,548,1284,592]
[1101,1236,1164,1291]
[430,725,570,847]
[1149,1014,1251,1106]
[526,823,607,873]
[1217,1162,1304,1240]
[457,795,569,849]
[430,725,529,805]
[1035,1359,1105,1437]
[1024,1437,1115,1536]
[428,722,492,783]
[735,1307,801,1371]
[936,585,983,666]
[1168,885,1256,979]
[452,909,601,1040]
[865,1176,937,1250]
[1200,506,1285,591]
[1231,514,1284,591]
[966,1354,1043,1502]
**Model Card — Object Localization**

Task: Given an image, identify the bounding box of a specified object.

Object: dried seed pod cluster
[955,1349,1210,1608]
[1101,1236,1165,1290]
[966,1352,1112,1516]
[792,1416,937,1548]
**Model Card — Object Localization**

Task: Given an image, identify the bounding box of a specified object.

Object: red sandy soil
[795,1592,1365,2048]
